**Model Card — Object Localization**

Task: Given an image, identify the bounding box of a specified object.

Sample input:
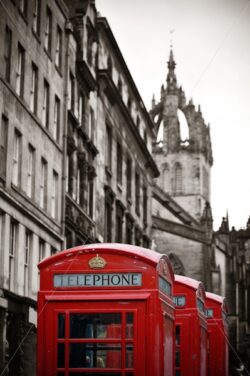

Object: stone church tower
[151,49,213,220]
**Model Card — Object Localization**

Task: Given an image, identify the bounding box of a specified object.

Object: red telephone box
[173,275,207,376]
[37,243,175,376]
[205,292,229,376]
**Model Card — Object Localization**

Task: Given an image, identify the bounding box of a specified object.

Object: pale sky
[96,0,250,230]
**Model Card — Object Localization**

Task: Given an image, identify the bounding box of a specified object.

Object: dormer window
[127,97,132,113]
[87,24,95,67]
[118,77,122,96]
[136,115,141,135]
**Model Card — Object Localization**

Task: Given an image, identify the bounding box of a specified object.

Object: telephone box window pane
[57,373,64,376]
[176,371,181,376]
[57,343,65,368]
[175,325,180,345]
[126,313,134,339]
[159,276,171,296]
[70,313,121,339]
[175,350,180,367]
[69,343,121,368]
[58,314,65,338]
[206,309,213,318]
[197,298,204,313]
[126,344,133,368]
[173,296,186,307]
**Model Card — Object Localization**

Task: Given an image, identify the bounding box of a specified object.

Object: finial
[198,104,201,113]
[169,29,175,50]
[218,215,229,233]
[166,35,177,92]
[247,215,250,228]
[188,98,193,106]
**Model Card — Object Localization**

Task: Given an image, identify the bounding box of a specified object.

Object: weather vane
[169,29,175,49]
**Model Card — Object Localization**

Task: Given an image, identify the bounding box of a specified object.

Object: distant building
[216,216,250,374]
[150,50,216,289]
[150,50,250,373]
[95,16,159,246]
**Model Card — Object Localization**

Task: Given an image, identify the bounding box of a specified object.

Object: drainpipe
[61,20,73,249]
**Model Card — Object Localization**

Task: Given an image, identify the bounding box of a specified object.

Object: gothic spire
[166,48,177,93]
[218,216,229,234]
[201,201,213,227]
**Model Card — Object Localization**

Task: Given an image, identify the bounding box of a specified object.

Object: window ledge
[32,29,41,44]
[55,64,63,78]
[117,183,123,192]
[127,197,132,206]
[105,166,112,178]
[44,48,52,62]
[18,9,28,24]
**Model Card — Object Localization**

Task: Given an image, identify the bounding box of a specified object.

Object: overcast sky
[96,0,250,230]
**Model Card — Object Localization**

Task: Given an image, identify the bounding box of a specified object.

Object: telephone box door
[175,316,191,376]
[42,300,146,376]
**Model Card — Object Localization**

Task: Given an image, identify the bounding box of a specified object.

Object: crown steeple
[166,49,177,93]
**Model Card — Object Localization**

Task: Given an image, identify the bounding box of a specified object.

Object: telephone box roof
[206,291,228,312]
[174,275,202,289]
[38,243,174,279]
[206,292,225,304]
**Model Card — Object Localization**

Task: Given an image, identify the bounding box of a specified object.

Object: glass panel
[173,296,186,307]
[58,313,65,338]
[57,373,64,376]
[126,344,133,368]
[69,343,121,368]
[197,298,204,313]
[206,309,213,318]
[175,350,180,368]
[126,313,134,339]
[126,373,134,376]
[57,343,65,368]
[159,276,171,296]
[175,325,180,345]
[70,313,121,339]
[176,371,181,376]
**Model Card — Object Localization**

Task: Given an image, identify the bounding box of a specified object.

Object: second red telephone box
[173,275,207,376]
[205,292,229,376]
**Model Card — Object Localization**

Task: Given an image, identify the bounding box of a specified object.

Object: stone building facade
[0,0,68,373]
[95,16,159,246]
[0,0,158,374]
[63,0,98,247]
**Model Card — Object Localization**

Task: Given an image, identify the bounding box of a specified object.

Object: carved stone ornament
[88,254,107,269]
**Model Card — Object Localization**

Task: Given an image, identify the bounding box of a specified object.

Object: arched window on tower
[161,163,170,192]
[174,162,183,194]
[178,109,189,143]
